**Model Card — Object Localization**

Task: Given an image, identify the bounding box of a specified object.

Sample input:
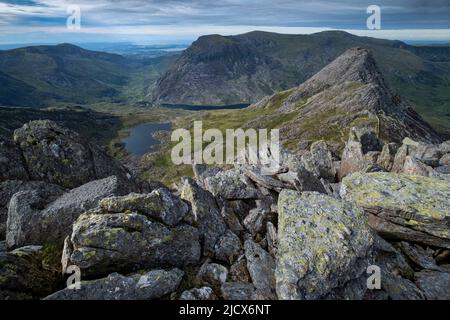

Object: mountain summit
[247,47,442,146]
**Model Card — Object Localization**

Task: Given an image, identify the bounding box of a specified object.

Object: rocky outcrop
[45,268,184,300]
[13,120,131,189]
[341,172,450,248]
[276,191,374,300]
[0,136,29,182]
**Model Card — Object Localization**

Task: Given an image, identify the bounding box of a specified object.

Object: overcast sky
[0,0,449,44]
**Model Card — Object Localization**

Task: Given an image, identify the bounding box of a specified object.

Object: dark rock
[221,282,255,300]
[197,262,228,288]
[44,269,184,300]
[377,143,400,171]
[229,258,250,283]
[203,169,260,200]
[13,120,130,189]
[179,287,217,300]
[180,178,227,256]
[415,270,450,300]
[0,136,29,182]
[214,230,242,264]
[302,140,336,181]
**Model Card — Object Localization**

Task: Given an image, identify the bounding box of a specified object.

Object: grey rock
[242,167,285,192]
[6,184,66,249]
[13,120,130,189]
[302,140,336,181]
[214,230,242,264]
[0,136,29,182]
[276,190,374,300]
[397,242,441,271]
[244,240,276,299]
[277,165,326,193]
[0,245,60,299]
[220,205,244,235]
[413,144,444,167]
[266,221,277,257]
[440,153,450,166]
[197,262,228,287]
[341,172,450,248]
[180,178,227,256]
[243,208,268,236]
[100,188,188,226]
[179,287,217,300]
[45,269,184,300]
[67,212,201,278]
[338,141,364,179]
[221,282,255,300]
[377,143,400,171]
[415,270,450,300]
[229,258,250,283]
[203,169,260,200]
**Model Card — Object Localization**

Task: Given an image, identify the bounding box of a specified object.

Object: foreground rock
[0,246,60,299]
[180,178,227,256]
[0,136,29,182]
[276,191,374,300]
[13,120,130,189]
[6,176,135,249]
[341,173,450,248]
[45,269,184,300]
[64,211,201,278]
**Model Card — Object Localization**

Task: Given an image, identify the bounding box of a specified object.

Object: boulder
[65,212,201,278]
[179,287,217,300]
[203,169,260,200]
[341,173,450,248]
[44,269,184,300]
[244,240,277,300]
[13,120,130,189]
[277,166,326,193]
[220,282,255,300]
[377,143,400,171]
[6,184,66,249]
[440,153,450,166]
[197,262,228,288]
[100,188,188,226]
[0,245,60,299]
[229,259,251,283]
[276,190,374,300]
[414,270,450,300]
[301,140,336,181]
[214,230,242,264]
[338,141,365,179]
[6,176,132,249]
[0,136,29,182]
[180,178,227,256]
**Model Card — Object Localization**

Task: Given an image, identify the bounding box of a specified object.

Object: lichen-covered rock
[229,259,251,283]
[180,287,217,300]
[100,188,189,226]
[221,282,255,300]
[44,269,184,300]
[302,140,336,181]
[6,184,66,249]
[276,190,374,300]
[0,180,62,240]
[8,176,136,247]
[214,230,242,264]
[377,143,400,171]
[244,240,276,300]
[414,270,450,300]
[66,212,201,278]
[180,178,227,256]
[341,172,450,248]
[197,262,228,288]
[0,245,60,299]
[203,169,260,200]
[0,136,29,182]
[13,120,130,189]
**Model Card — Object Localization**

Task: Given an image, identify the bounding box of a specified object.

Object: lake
[122,122,171,156]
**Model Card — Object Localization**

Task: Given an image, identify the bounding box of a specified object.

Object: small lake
[122,122,171,156]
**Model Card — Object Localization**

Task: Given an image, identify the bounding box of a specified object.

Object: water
[122,122,171,156]
[161,103,250,111]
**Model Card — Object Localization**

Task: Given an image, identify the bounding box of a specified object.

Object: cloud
[0,0,449,43]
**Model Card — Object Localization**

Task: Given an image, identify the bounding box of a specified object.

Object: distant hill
[152,31,450,136]
[0,44,178,107]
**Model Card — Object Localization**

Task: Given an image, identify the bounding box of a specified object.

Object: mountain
[197,48,443,151]
[0,44,178,107]
[152,31,450,136]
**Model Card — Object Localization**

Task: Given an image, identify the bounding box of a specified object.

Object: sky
[0,0,449,45]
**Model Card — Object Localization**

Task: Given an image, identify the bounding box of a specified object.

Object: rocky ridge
[1,119,449,300]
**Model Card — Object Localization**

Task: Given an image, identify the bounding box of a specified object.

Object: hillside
[0,44,178,107]
[192,48,442,153]
[152,31,450,136]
